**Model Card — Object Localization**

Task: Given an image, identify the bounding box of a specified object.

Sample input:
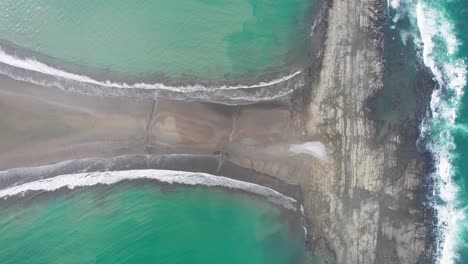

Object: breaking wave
[389,0,467,263]
[0,169,299,211]
[0,46,304,105]
[389,0,468,262]
[417,2,467,263]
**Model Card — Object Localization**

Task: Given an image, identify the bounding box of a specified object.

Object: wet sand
[0,73,315,252]
[0,74,301,171]
[0,154,303,208]
[0,75,151,169]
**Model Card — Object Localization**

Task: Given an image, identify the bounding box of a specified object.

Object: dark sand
[0,154,303,207]
[0,75,304,171]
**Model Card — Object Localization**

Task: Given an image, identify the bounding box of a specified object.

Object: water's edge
[0,30,309,105]
[0,154,312,249]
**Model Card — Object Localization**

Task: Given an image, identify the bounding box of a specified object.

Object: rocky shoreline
[297,0,435,261]
[224,0,436,261]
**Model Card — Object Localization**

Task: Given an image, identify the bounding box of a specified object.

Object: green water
[415,0,468,263]
[388,0,468,262]
[0,0,312,80]
[0,183,312,264]
[446,0,468,262]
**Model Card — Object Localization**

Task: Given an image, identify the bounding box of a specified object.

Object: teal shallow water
[417,0,468,263]
[445,0,468,261]
[0,183,312,264]
[0,0,312,80]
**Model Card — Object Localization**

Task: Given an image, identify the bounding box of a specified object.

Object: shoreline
[0,51,304,105]
[0,23,313,105]
[262,0,436,261]
[0,154,312,250]
[376,0,439,257]
[0,38,305,88]
[0,74,309,170]
[0,154,304,205]
[0,170,300,211]
[0,0,325,106]
[411,0,468,262]
[0,0,322,90]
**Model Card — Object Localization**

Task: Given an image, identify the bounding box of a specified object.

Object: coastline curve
[0,46,305,105]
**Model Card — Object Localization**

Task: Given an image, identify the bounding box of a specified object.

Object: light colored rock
[289,142,329,163]
[299,0,433,262]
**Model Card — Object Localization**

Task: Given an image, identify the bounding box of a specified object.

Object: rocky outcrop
[297,0,434,261]
[227,0,434,262]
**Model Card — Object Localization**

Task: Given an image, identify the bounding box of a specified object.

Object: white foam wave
[0,169,298,211]
[414,1,468,263]
[389,0,402,23]
[0,46,301,93]
[416,2,443,83]
[396,29,411,46]
[388,0,413,27]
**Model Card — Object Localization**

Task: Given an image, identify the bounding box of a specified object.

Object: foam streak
[414,1,467,263]
[0,169,298,211]
[0,47,301,93]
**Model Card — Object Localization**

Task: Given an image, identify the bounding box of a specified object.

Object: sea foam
[412,1,468,263]
[0,46,303,104]
[0,169,299,211]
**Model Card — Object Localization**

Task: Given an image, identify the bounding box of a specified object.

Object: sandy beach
[0,74,300,170]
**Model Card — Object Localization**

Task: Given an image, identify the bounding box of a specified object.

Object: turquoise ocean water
[0,180,312,264]
[389,0,468,263]
[0,0,316,104]
[0,0,312,81]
